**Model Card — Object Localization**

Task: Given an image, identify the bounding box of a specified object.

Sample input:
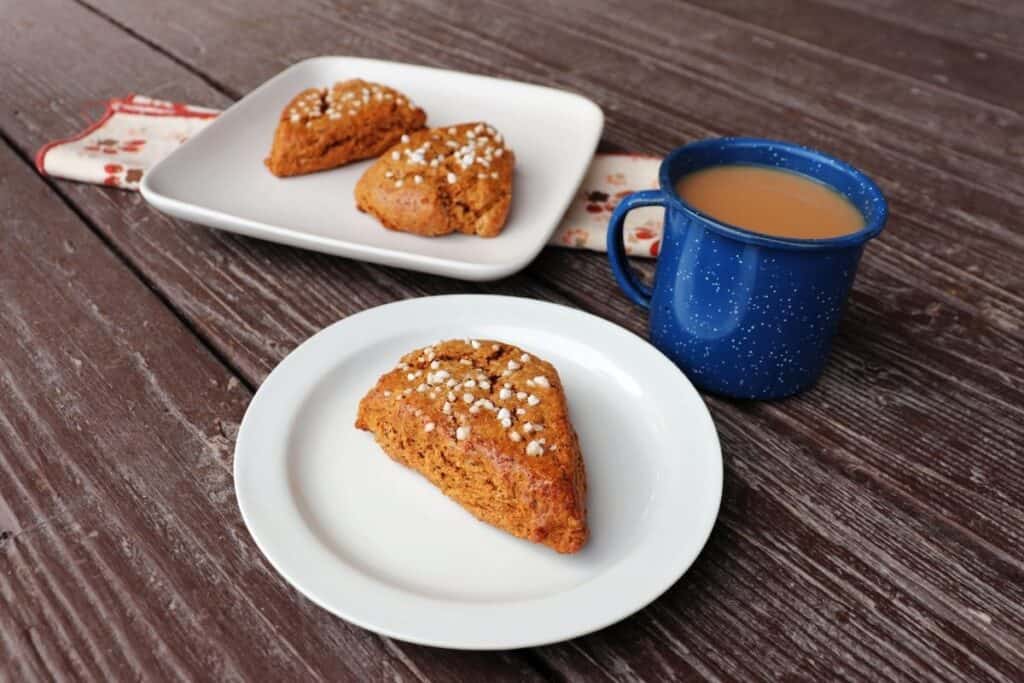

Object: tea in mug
[676,164,864,240]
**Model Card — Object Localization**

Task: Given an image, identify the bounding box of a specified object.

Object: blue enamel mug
[607,137,888,400]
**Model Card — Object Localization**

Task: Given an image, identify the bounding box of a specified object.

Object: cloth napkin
[37,95,664,257]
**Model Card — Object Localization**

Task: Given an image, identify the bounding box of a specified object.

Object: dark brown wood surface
[2,0,1022,680]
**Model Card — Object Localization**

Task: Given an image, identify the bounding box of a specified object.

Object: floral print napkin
[36,95,218,188]
[37,96,664,257]
[550,153,663,257]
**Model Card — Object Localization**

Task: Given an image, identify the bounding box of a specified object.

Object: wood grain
[0,144,427,681]
[680,0,1024,111]
[0,0,1022,679]
[818,0,1024,60]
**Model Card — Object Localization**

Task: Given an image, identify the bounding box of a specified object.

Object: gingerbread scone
[265,79,426,177]
[355,339,588,554]
[354,123,515,238]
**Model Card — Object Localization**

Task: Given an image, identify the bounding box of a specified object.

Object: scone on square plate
[265,79,426,177]
[355,339,587,553]
[354,123,515,238]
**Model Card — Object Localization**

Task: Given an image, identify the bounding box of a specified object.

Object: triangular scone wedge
[354,123,514,237]
[265,79,426,177]
[355,339,588,553]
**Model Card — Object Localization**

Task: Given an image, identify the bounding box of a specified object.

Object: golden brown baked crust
[355,339,587,553]
[354,123,514,237]
[265,79,427,177]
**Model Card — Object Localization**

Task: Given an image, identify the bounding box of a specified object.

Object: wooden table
[2,1,1022,680]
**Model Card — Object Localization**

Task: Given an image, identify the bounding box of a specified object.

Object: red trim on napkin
[35,105,118,174]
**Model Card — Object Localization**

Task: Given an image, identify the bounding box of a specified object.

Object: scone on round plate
[355,339,587,553]
[354,122,515,238]
[265,79,426,177]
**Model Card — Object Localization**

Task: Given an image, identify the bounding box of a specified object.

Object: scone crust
[355,339,587,553]
[354,123,514,238]
[265,79,426,177]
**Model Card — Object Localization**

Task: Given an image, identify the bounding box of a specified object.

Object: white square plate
[141,57,603,281]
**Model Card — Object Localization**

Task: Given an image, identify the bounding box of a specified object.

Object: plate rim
[140,56,605,281]
[234,295,722,649]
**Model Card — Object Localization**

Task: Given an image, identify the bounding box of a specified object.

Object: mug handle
[606,189,666,309]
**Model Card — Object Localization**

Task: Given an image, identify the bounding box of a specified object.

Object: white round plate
[235,295,722,649]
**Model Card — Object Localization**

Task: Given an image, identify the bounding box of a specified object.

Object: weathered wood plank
[492,0,1024,182]
[680,0,1024,111]
[541,0,1024,205]
[819,0,1024,59]
[0,143,428,680]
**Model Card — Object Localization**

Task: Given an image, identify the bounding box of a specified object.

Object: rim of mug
[659,137,889,251]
